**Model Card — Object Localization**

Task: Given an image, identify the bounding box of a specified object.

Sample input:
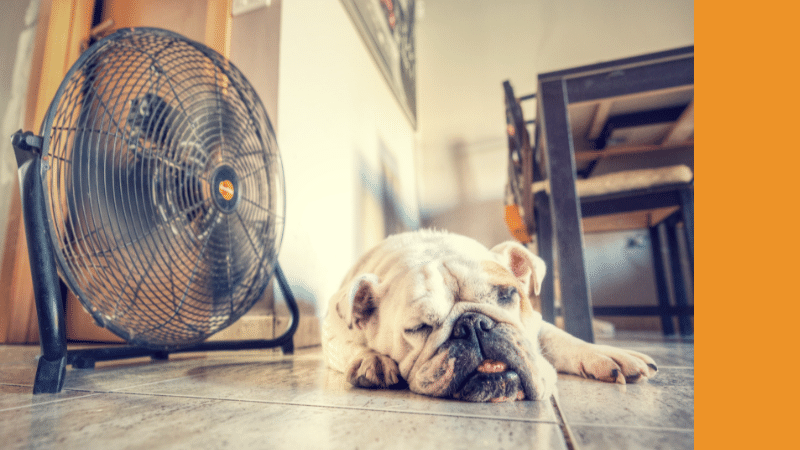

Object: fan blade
[127,93,188,149]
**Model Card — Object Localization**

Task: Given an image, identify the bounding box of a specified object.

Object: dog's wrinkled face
[340,240,557,402]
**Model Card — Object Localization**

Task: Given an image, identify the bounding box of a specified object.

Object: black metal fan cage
[11,28,299,394]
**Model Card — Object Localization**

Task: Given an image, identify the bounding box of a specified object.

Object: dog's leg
[323,332,400,388]
[322,305,401,389]
[345,348,401,388]
[538,322,658,384]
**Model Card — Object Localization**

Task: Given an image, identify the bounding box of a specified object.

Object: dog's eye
[404,323,433,335]
[497,286,518,305]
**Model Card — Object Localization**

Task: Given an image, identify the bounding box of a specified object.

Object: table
[533,46,694,342]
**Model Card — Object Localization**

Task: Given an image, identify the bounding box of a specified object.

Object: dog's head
[335,234,557,402]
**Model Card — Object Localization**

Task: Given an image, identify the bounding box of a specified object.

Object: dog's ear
[490,241,546,299]
[337,274,381,330]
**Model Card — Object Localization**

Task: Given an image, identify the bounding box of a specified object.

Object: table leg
[539,79,594,343]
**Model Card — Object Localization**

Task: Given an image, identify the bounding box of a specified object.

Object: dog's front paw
[530,355,559,401]
[346,350,401,389]
[576,344,658,384]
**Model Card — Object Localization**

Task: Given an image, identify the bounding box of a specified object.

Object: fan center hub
[211,165,240,213]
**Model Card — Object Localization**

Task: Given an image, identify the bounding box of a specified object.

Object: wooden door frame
[0,0,95,344]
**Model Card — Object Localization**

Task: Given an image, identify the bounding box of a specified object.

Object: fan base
[30,264,299,394]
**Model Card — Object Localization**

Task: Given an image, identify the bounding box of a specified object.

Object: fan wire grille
[41,28,285,349]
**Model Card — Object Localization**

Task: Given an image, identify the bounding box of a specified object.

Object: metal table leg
[539,79,595,343]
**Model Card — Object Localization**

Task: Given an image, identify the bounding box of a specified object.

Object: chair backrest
[503,82,540,217]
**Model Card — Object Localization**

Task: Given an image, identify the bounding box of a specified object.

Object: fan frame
[12,27,299,394]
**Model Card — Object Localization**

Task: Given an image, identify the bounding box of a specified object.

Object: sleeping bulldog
[322,230,657,402]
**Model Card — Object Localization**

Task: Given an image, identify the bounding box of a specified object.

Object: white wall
[0,0,38,254]
[531,0,694,74]
[415,0,694,213]
[276,0,419,317]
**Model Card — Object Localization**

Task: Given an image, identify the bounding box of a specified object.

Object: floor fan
[10,28,298,394]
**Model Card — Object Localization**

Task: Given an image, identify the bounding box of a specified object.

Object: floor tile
[0,345,43,385]
[0,345,41,361]
[570,424,693,450]
[62,353,223,392]
[0,344,275,392]
[555,368,694,430]
[114,350,559,423]
[0,384,96,411]
[0,330,692,450]
[0,391,568,450]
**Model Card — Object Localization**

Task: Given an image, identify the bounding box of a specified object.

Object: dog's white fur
[322,230,657,402]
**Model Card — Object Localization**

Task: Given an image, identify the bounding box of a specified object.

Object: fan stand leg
[33,353,68,394]
[273,263,299,355]
[15,156,69,393]
[32,276,67,393]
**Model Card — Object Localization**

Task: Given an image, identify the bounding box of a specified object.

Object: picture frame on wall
[341,0,417,128]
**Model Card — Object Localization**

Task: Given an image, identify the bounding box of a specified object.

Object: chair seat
[531,164,693,197]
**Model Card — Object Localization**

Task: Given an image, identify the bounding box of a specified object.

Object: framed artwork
[341,0,417,128]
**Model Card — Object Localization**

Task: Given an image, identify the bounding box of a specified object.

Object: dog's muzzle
[446,312,535,402]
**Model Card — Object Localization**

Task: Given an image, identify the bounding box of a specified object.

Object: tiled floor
[0,331,693,449]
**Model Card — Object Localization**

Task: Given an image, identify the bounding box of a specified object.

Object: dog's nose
[451,313,496,341]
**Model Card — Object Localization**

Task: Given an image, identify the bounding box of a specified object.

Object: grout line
[110,375,200,393]
[0,391,103,413]
[550,393,580,450]
[0,382,32,387]
[58,374,203,396]
[80,389,562,424]
[566,422,694,433]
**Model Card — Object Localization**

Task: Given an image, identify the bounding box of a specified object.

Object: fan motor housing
[212,165,241,212]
